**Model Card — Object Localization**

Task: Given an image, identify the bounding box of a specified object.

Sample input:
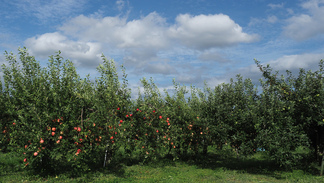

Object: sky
[1,0,324,97]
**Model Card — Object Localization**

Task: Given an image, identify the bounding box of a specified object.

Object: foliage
[1,47,324,175]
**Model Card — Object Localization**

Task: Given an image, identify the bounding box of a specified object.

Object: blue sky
[1,0,324,96]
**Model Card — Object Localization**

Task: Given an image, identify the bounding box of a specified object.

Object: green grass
[1,148,324,183]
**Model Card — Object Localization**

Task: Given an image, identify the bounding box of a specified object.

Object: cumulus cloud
[168,14,259,50]
[59,12,169,49]
[25,11,258,75]
[60,12,258,51]
[284,0,324,40]
[25,32,102,67]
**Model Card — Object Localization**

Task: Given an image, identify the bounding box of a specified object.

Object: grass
[1,147,324,183]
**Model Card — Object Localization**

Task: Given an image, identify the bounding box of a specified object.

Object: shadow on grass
[0,151,26,180]
[0,152,24,170]
[180,148,320,180]
[103,154,177,176]
[1,148,320,181]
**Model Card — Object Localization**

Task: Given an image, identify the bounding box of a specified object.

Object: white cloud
[60,12,169,49]
[206,77,229,87]
[267,15,278,23]
[267,53,324,71]
[198,50,229,63]
[268,3,284,9]
[143,62,177,75]
[287,8,294,15]
[168,14,259,50]
[301,0,324,10]
[176,74,201,84]
[60,13,258,51]
[10,0,85,23]
[284,0,324,40]
[25,32,102,67]
[233,52,324,85]
[203,52,324,89]
[25,12,258,75]
[248,15,278,26]
[116,0,126,11]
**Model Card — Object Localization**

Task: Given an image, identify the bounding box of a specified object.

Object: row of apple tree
[0,47,323,174]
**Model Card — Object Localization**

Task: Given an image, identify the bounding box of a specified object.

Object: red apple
[52,127,56,131]
[51,132,55,136]
[23,158,27,162]
[34,152,38,156]
[40,138,44,144]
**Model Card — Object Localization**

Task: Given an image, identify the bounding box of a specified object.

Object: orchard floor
[1,148,323,183]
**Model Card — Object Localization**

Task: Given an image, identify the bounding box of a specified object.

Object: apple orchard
[1,48,324,175]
